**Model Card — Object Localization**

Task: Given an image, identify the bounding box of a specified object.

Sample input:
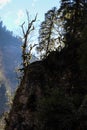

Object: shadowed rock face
[5,48,87,130]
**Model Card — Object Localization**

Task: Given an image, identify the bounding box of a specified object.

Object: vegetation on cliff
[5,0,87,130]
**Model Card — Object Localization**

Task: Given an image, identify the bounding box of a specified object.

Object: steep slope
[5,47,87,130]
[0,49,10,116]
[0,21,22,92]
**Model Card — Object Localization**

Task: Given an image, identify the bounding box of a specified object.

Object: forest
[0,0,87,130]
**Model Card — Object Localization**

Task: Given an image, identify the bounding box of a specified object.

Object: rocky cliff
[5,47,87,130]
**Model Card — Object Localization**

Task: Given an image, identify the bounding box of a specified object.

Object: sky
[0,0,60,36]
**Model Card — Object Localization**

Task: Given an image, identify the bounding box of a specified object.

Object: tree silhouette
[37,7,65,58]
[21,11,37,69]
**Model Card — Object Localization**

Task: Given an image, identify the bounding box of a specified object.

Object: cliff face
[5,48,87,130]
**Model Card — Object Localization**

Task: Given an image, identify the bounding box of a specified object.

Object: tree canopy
[37,0,87,59]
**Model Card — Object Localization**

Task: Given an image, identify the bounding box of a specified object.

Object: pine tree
[37,1,87,129]
[58,0,87,85]
[59,0,87,45]
[37,0,87,59]
[37,7,65,58]
[37,7,56,58]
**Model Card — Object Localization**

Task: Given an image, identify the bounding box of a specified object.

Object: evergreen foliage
[37,7,65,58]
[36,0,87,129]
[5,0,87,130]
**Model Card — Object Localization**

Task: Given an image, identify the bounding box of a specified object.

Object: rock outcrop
[5,47,87,130]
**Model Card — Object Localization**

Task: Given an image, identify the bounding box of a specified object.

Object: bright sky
[0,0,60,36]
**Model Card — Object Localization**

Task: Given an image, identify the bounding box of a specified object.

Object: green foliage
[36,0,87,129]
[37,7,65,58]
[37,0,87,59]
[58,0,87,81]
[59,0,87,44]
[4,1,87,130]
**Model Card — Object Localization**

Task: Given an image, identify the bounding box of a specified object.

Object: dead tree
[21,11,37,70]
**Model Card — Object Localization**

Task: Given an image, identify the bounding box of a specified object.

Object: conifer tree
[37,7,56,58]
[37,7,65,58]
[59,0,87,45]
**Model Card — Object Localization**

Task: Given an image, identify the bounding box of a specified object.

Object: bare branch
[20,12,37,69]
[21,22,25,37]
[26,13,37,36]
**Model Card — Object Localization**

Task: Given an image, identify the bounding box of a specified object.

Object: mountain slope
[5,47,87,130]
[0,21,38,116]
